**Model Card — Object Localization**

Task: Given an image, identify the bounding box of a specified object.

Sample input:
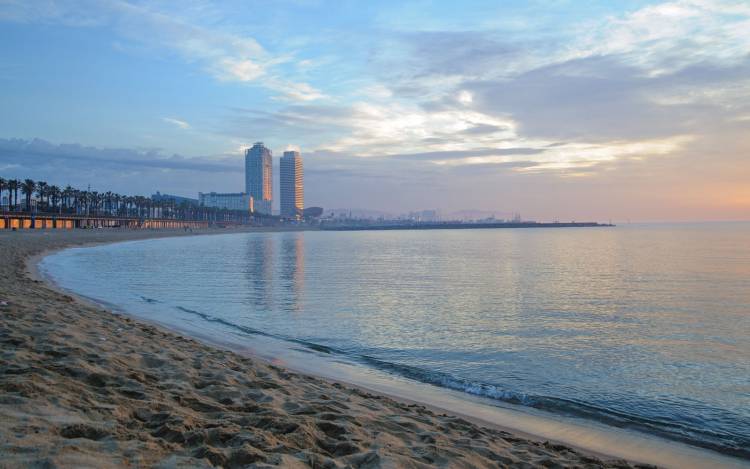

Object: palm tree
[122,196,130,217]
[74,190,83,215]
[88,191,94,215]
[145,196,152,218]
[127,196,136,217]
[113,193,122,216]
[90,191,99,216]
[36,181,48,212]
[62,186,74,213]
[21,179,36,212]
[7,179,18,211]
[98,192,105,216]
[14,180,21,211]
[133,196,144,218]
[104,191,113,215]
[154,198,164,219]
[49,185,61,213]
[178,201,191,221]
[6,179,12,211]
[76,190,87,215]
[68,189,76,214]
[0,177,6,211]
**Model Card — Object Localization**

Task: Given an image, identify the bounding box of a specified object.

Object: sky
[0,0,748,221]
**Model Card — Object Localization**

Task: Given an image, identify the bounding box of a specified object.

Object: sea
[40,223,750,466]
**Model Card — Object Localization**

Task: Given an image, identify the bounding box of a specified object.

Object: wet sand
[0,229,645,468]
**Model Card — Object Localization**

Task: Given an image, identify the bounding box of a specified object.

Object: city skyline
[0,1,748,222]
[198,142,304,217]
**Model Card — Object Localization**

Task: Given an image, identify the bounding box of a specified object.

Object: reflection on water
[242,233,305,314]
[280,234,304,313]
[245,235,275,310]
[41,224,750,461]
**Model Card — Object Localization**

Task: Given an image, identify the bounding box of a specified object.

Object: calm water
[41,224,750,458]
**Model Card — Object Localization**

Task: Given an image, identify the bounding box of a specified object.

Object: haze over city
[1,0,749,221]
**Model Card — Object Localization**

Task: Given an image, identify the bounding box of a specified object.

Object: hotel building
[280,150,304,218]
[245,142,273,215]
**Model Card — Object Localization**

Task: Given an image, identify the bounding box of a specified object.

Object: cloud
[214,58,265,82]
[380,0,750,84]
[364,1,750,147]
[391,30,520,78]
[268,80,328,102]
[224,96,693,175]
[0,138,239,174]
[0,0,324,102]
[387,147,545,161]
[466,56,750,141]
[0,137,251,198]
[221,105,356,146]
[575,0,750,75]
[319,102,518,155]
[162,117,191,129]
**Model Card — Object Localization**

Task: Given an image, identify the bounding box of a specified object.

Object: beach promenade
[0,229,640,468]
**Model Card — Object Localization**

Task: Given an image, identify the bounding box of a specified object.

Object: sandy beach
[0,229,644,468]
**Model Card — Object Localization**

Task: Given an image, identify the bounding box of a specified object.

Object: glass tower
[280,150,304,218]
[245,142,273,214]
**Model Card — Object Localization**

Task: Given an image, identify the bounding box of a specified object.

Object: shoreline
[37,239,750,469]
[30,249,601,457]
[26,231,611,459]
[1,229,743,468]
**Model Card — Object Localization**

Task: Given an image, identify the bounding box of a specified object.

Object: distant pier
[321,221,613,231]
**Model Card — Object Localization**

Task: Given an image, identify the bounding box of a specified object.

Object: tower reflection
[280,232,305,312]
[243,233,305,313]
[244,234,275,311]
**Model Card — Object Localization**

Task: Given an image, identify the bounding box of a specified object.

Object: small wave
[172,304,749,459]
[139,296,161,304]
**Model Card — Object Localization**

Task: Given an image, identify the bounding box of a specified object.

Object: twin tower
[245,142,304,218]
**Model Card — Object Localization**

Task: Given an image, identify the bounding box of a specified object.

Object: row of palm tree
[0,177,258,224]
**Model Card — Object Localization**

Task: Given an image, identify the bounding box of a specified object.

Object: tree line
[0,177,259,224]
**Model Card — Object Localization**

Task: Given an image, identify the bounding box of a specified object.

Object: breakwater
[321,221,612,231]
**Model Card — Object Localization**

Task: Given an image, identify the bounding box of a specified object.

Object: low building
[408,209,440,222]
[152,191,199,206]
[303,206,323,218]
[253,199,272,215]
[198,192,251,212]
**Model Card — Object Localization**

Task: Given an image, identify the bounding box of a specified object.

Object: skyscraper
[280,150,304,218]
[245,142,273,214]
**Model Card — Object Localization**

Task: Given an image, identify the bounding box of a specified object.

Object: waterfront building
[408,209,439,222]
[302,206,323,218]
[245,142,273,215]
[280,150,304,218]
[198,192,251,211]
[152,191,199,206]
